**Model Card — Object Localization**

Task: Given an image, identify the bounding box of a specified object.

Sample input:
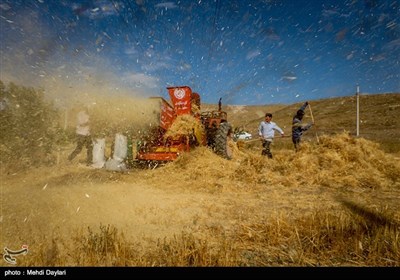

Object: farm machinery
[135,86,232,165]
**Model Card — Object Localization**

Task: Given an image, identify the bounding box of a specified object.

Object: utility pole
[64,108,68,130]
[356,85,360,137]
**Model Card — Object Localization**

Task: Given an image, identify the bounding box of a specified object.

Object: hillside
[206,93,400,155]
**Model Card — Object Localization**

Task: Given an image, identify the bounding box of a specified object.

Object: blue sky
[1,0,399,105]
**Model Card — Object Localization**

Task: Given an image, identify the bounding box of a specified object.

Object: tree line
[0,80,67,171]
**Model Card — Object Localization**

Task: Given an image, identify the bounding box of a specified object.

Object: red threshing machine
[135,86,232,165]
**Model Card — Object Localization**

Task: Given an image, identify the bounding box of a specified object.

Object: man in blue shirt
[258,113,285,158]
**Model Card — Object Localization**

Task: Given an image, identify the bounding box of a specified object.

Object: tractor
[135,86,232,166]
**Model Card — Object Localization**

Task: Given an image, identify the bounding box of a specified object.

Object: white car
[234,131,252,140]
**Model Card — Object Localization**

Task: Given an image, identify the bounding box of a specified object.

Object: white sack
[92,138,105,168]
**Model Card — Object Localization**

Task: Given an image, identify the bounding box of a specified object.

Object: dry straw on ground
[2,132,399,267]
[150,132,400,192]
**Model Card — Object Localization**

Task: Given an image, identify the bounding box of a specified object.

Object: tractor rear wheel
[214,121,232,160]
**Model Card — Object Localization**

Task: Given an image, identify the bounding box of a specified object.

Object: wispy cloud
[155,2,178,9]
[123,72,160,89]
[70,1,118,19]
[142,62,170,72]
[125,46,139,55]
[246,50,261,60]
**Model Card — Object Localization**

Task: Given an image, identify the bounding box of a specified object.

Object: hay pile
[164,114,205,139]
[148,132,400,192]
[191,103,201,114]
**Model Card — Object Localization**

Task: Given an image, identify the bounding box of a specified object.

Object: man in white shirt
[258,113,284,158]
[68,107,93,165]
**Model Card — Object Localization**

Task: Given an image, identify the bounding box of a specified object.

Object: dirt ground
[2,136,399,259]
[1,161,338,245]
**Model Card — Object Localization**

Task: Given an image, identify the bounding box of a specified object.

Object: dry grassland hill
[205,93,400,155]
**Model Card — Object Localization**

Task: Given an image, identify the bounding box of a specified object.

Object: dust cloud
[1,14,162,139]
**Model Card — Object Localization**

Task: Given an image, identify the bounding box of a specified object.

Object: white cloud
[69,1,118,19]
[123,72,159,89]
[142,62,170,72]
[155,2,178,9]
[246,50,261,60]
[125,46,138,55]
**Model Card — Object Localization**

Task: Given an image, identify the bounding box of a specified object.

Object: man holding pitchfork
[291,101,314,152]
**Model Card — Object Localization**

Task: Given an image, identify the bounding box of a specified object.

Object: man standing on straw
[258,113,285,158]
[292,101,313,152]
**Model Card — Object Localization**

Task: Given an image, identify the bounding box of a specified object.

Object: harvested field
[1,133,399,267]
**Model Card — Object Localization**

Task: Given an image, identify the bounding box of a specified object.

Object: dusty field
[1,133,399,266]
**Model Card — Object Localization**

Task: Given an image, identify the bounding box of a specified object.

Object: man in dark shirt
[292,101,313,152]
